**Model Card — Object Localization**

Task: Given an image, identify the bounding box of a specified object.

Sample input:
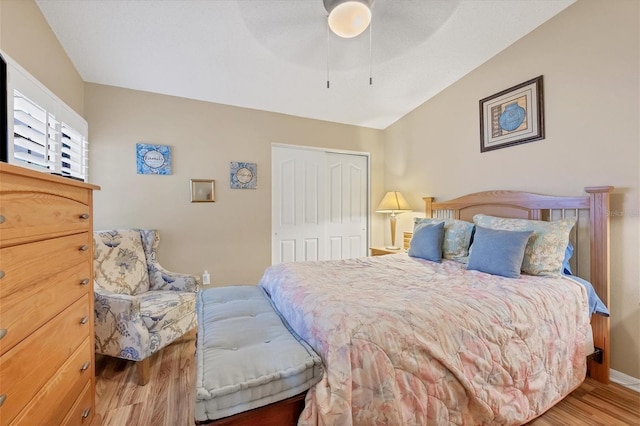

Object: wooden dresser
[0,163,100,425]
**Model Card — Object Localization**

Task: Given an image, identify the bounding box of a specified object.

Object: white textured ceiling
[36,0,574,129]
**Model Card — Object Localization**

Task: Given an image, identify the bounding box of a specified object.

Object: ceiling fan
[235,1,460,84]
[323,0,374,39]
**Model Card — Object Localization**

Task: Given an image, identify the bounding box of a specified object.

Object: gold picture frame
[190,179,215,203]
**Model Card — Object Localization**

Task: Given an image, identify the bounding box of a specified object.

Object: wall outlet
[202,270,211,285]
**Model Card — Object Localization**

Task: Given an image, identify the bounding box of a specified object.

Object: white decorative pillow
[94,229,151,295]
[414,218,474,261]
[472,214,576,276]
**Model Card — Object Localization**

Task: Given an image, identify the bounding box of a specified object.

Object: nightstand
[370,247,406,256]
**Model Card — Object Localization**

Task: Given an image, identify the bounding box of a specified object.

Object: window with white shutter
[5,53,89,181]
[60,104,89,180]
[12,91,57,171]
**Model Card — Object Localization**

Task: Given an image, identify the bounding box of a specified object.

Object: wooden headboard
[407,187,613,384]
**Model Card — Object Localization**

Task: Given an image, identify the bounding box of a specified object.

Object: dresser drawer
[0,191,92,247]
[0,166,92,205]
[0,234,91,355]
[0,295,91,426]
[61,380,94,426]
[8,338,93,426]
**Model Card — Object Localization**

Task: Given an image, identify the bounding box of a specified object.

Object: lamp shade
[324,0,373,38]
[376,191,412,213]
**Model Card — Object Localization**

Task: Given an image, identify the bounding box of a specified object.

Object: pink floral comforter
[258,254,590,425]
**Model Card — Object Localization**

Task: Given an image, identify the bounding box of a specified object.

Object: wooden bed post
[424,197,434,218]
[585,186,612,384]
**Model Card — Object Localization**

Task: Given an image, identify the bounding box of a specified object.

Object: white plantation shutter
[61,124,83,177]
[12,91,58,171]
[61,104,88,179]
[6,54,89,180]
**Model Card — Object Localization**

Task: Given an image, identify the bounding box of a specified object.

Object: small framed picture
[190,179,215,203]
[479,76,544,152]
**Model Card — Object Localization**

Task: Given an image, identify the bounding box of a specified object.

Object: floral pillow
[94,229,151,295]
[414,218,474,261]
[472,214,576,276]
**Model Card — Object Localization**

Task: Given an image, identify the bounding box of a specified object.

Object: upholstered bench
[194,286,323,424]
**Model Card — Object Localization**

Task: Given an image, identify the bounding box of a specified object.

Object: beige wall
[0,0,84,114]
[85,83,385,285]
[383,0,640,378]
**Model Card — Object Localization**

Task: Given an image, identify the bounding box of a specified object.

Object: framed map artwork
[479,76,544,152]
[230,162,257,189]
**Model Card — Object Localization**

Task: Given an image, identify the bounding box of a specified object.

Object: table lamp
[376,191,412,250]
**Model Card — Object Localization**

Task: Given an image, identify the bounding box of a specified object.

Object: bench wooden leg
[136,358,151,386]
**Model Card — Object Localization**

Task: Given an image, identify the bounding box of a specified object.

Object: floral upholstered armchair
[93,229,200,385]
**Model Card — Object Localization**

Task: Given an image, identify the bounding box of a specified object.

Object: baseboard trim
[610,369,640,393]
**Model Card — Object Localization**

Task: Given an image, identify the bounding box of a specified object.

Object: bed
[258,187,612,425]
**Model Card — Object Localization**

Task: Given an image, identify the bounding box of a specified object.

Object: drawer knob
[80,361,91,372]
[79,244,89,252]
[0,394,6,408]
[82,408,91,419]
[79,316,89,325]
[0,215,5,224]
[0,270,4,279]
[80,278,90,286]
[0,329,6,340]
[79,213,90,220]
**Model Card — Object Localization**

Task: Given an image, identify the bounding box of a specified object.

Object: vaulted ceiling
[36,0,574,129]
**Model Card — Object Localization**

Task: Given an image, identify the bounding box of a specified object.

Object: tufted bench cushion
[194,285,323,423]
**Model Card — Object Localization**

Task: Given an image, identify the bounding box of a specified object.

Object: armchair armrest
[94,286,151,361]
[94,286,141,320]
[139,229,200,292]
[147,262,200,292]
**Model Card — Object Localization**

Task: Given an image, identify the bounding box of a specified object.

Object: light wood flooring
[92,330,640,425]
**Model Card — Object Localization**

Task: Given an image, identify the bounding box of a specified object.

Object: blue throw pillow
[467,226,533,278]
[408,221,445,262]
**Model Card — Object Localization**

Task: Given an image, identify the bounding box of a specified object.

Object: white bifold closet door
[272,145,368,265]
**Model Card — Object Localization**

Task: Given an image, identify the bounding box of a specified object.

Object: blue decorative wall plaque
[230,162,257,189]
[136,143,172,175]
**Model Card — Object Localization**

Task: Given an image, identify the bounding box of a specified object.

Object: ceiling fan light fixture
[324,0,373,38]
